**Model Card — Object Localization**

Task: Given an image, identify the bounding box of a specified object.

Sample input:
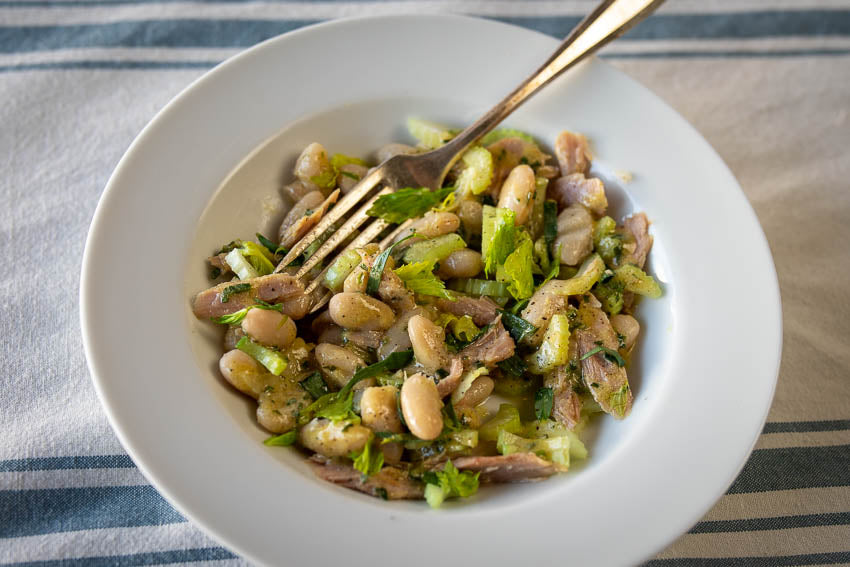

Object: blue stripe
[2,47,848,74]
[728,444,850,494]
[0,486,185,538]
[0,60,218,72]
[0,455,135,472]
[644,551,850,567]
[763,419,850,433]
[1,12,849,54]
[690,512,850,534]
[3,548,237,567]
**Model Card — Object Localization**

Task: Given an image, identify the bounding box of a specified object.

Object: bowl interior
[184,94,676,495]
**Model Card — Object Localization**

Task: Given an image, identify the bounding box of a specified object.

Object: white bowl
[81,14,781,567]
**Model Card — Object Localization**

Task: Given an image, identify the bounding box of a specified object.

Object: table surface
[1,1,849,565]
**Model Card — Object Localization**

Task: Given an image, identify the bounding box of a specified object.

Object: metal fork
[275,0,665,311]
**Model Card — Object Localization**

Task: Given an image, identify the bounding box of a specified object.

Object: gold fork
[275,0,665,311]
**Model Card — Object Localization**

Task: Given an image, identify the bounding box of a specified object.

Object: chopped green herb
[534,387,554,420]
[543,200,558,251]
[255,233,280,256]
[211,298,284,325]
[299,372,329,400]
[496,355,528,378]
[220,283,251,303]
[497,310,538,344]
[367,186,454,224]
[339,170,360,180]
[580,345,626,367]
[375,487,388,500]
[367,235,413,296]
[263,430,296,446]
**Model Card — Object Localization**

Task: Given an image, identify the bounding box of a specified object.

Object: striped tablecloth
[1,1,848,565]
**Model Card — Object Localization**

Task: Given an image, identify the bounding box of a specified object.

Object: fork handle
[441,0,664,160]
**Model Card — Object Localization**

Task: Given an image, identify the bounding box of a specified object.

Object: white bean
[240,309,296,350]
[328,292,395,331]
[219,349,264,397]
[315,343,366,389]
[298,418,371,457]
[407,315,450,373]
[497,164,536,225]
[294,142,333,191]
[377,307,427,360]
[400,373,443,440]
[436,248,482,279]
[360,386,403,433]
[394,211,460,243]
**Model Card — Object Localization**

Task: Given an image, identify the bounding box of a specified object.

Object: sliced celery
[550,254,605,296]
[455,146,493,196]
[615,264,662,298]
[447,278,509,298]
[323,249,362,292]
[527,313,570,374]
[224,248,260,280]
[407,117,455,149]
[402,233,465,265]
[236,336,288,376]
[479,403,522,442]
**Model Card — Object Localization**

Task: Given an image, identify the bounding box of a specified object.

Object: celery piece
[497,232,535,300]
[527,314,570,374]
[615,264,662,298]
[448,278,509,298]
[236,337,288,376]
[330,153,368,169]
[455,146,493,196]
[224,248,260,280]
[299,372,329,400]
[394,261,453,300]
[524,420,588,460]
[528,177,549,241]
[497,429,571,467]
[593,216,617,247]
[402,233,465,266]
[550,254,605,296]
[479,128,537,146]
[350,436,384,478]
[425,483,446,509]
[323,249,361,292]
[407,117,455,149]
[481,206,516,277]
[479,403,522,442]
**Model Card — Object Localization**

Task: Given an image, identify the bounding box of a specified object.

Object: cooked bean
[241,309,296,349]
[458,199,483,236]
[455,375,495,408]
[315,343,366,389]
[317,324,345,346]
[281,179,313,204]
[407,314,450,373]
[337,163,368,193]
[376,143,417,163]
[278,191,325,242]
[497,164,536,225]
[219,349,265,397]
[299,418,371,457]
[400,373,443,440]
[218,350,310,433]
[610,314,640,351]
[360,386,403,433]
[328,292,395,331]
[294,142,334,192]
[394,211,460,244]
[436,248,482,279]
[223,326,244,351]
